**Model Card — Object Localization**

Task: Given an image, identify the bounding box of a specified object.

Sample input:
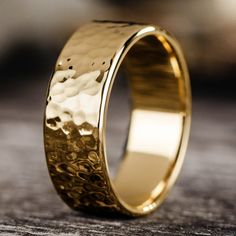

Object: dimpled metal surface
[44,21,144,215]
[44,21,191,216]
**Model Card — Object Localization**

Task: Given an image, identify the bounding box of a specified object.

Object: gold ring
[44,21,191,216]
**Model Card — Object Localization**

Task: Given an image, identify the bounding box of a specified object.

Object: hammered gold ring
[44,21,191,216]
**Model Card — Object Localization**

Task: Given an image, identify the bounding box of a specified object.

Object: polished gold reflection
[127,110,183,158]
[113,34,187,208]
[115,152,170,206]
[114,110,183,206]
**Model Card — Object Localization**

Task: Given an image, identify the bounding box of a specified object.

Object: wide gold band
[44,21,191,216]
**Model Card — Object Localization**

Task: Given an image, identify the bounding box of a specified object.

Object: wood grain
[0,79,235,235]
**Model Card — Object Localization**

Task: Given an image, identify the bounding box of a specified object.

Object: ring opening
[107,33,187,210]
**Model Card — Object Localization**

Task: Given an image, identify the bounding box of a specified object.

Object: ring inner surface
[112,34,186,208]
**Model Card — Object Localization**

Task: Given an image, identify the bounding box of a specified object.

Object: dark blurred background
[0,1,235,234]
[0,0,236,95]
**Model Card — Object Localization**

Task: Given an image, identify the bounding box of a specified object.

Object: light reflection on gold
[157,35,173,53]
[44,21,191,216]
[114,110,184,206]
[170,56,181,78]
[46,69,105,128]
[136,26,156,37]
[127,109,183,159]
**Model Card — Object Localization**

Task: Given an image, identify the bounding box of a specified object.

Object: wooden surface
[0,79,235,235]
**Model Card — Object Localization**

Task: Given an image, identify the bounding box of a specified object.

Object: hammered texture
[44,21,145,215]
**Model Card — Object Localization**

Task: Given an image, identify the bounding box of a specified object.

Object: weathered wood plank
[0,80,235,235]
